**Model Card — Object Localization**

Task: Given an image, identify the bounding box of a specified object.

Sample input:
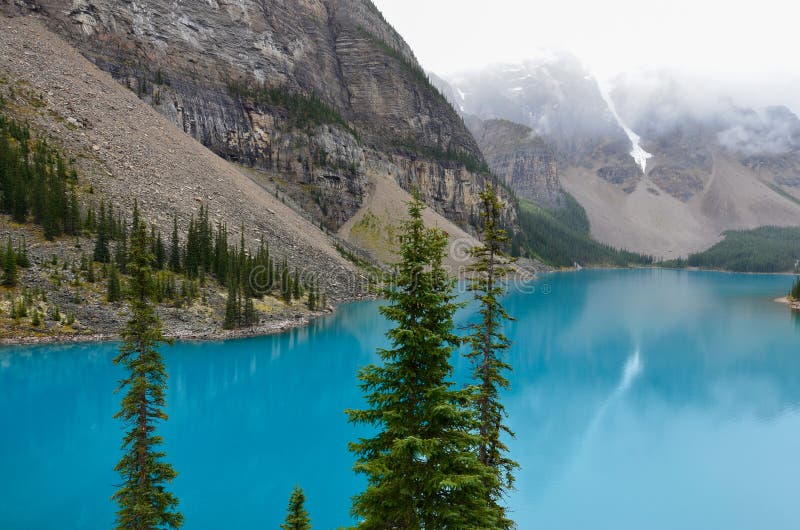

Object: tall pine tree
[280,486,311,530]
[466,184,519,529]
[347,193,497,529]
[112,217,182,529]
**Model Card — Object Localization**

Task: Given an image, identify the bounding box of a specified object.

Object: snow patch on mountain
[598,81,652,173]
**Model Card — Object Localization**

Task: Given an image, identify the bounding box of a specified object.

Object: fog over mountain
[428,50,800,258]
[373,0,800,115]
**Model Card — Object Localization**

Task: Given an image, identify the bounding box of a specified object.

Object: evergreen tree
[184,217,199,278]
[86,261,96,283]
[112,217,182,529]
[243,295,256,327]
[16,237,30,268]
[346,194,497,529]
[465,184,519,529]
[107,262,122,303]
[65,186,80,236]
[307,281,317,311]
[169,215,181,273]
[223,273,239,330]
[281,259,291,303]
[280,486,312,530]
[93,201,111,263]
[2,237,17,287]
[154,230,166,271]
[790,277,800,300]
[115,222,129,273]
[292,268,301,300]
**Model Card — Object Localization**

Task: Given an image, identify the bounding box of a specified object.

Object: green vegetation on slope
[513,196,653,268]
[226,78,357,137]
[677,226,800,273]
[393,139,490,174]
[0,116,81,240]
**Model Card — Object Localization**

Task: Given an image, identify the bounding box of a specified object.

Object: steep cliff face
[468,118,562,207]
[12,0,493,231]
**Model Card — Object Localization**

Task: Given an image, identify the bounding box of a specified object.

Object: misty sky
[372,0,800,112]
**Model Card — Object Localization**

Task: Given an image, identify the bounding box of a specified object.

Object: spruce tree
[169,215,181,273]
[307,281,316,311]
[281,259,291,303]
[223,273,239,330]
[93,201,111,263]
[280,486,311,530]
[293,268,301,300]
[112,218,182,530]
[346,194,497,529]
[16,237,30,268]
[466,184,519,529]
[107,262,122,303]
[115,222,129,273]
[243,295,256,327]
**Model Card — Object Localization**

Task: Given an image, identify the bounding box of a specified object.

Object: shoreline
[4,267,795,347]
[774,296,800,311]
[0,309,335,348]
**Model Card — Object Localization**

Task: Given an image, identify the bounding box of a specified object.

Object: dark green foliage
[242,296,256,327]
[394,139,490,174]
[114,223,129,273]
[790,277,800,300]
[550,192,591,235]
[514,197,653,267]
[280,486,311,530]
[223,274,240,330]
[48,304,61,322]
[292,268,301,300]
[107,262,122,303]
[93,201,112,263]
[112,216,182,529]
[306,280,317,311]
[0,118,80,239]
[152,226,166,270]
[168,216,181,273]
[681,226,800,273]
[281,259,291,303]
[347,194,498,528]
[15,237,29,268]
[226,78,357,137]
[86,260,95,283]
[466,185,519,529]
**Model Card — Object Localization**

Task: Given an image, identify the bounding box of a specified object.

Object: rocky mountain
[466,117,562,208]
[436,56,800,258]
[6,0,502,238]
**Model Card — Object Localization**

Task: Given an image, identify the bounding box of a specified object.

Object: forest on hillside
[673,226,800,273]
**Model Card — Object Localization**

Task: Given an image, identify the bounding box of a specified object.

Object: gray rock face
[443,54,631,165]
[18,0,490,230]
[468,118,562,207]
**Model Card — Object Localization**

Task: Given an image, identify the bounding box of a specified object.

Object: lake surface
[2,269,800,529]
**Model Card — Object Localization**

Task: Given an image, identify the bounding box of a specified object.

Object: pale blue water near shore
[2,269,800,529]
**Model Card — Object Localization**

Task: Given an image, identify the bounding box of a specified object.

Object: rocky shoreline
[0,308,336,347]
[774,296,800,311]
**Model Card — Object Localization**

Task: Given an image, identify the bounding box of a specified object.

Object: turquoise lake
[2,269,800,529]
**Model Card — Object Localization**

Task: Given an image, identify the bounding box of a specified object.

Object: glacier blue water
[2,269,800,529]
